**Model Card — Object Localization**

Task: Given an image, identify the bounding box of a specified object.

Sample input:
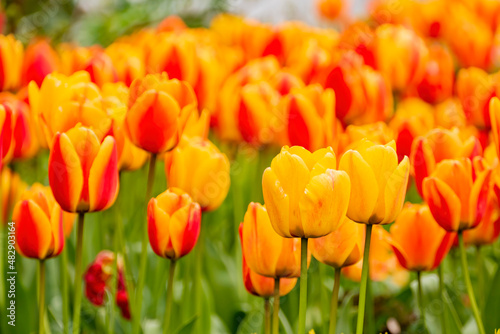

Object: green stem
[61,247,69,334]
[264,298,271,334]
[417,271,427,332]
[458,231,485,334]
[133,154,157,334]
[163,260,176,334]
[356,224,373,334]
[438,266,448,334]
[298,238,308,334]
[273,278,280,334]
[329,268,341,334]
[476,246,484,311]
[72,213,85,334]
[39,260,46,334]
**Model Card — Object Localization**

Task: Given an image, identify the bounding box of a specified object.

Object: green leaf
[484,264,500,333]
[174,314,198,334]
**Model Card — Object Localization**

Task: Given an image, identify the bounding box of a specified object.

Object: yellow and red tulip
[21,39,60,87]
[0,34,23,92]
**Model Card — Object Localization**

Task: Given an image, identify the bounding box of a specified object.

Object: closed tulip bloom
[13,183,65,260]
[148,188,201,260]
[389,203,454,271]
[463,190,500,246]
[165,136,230,211]
[2,167,26,224]
[339,139,409,224]
[0,34,23,91]
[373,24,428,91]
[125,73,197,154]
[240,203,304,278]
[338,122,394,155]
[0,103,13,170]
[48,125,119,213]
[105,43,145,87]
[410,128,482,196]
[456,67,496,129]
[310,217,363,268]
[21,39,60,87]
[263,146,350,238]
[423,158,491,231]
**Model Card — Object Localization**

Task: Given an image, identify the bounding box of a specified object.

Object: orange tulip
[463,189,500,246]
[373,24,428,91]
[389,98,434,161]
[0,34,23,91]
[156,15,187,33]
[48,125,119,213]
[423,158,491,232]
[410,128,482,196]
[147,188,201,260]
[13,183,66,260]
[1,167,26,224]
[389,203,454,271]
[489,97,500,156]
[239,202,305,278]
[21,39,59,87]
[456,67,496,129]
[317,0,344,20]
[84,52,118,87]
[309,217,363,268]
[105,43,145,87]
[164,136,230,211]
[125,73,197,154]
[414,44,454,104]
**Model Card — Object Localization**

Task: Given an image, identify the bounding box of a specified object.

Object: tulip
[434,98,467,129]
[0,34,23,91]
[84,52,118,87]
[156,15,187,32]
[0,103,13,171]
[410,128,482,196]
[373,24,428,92]
[240,202,304,334]
[1,167,26,224]
[489,97,500,157]
[423,158,489,334]
[317,0,344,21]
[21,39,59,87]
[165,136,230,212]
[338,139,409,334]
[125,73,197,154]
[463,190,500,246]
[338,122,393,155]
[310,217,363,334]
[105,43,145,87]
[263,145,349,333]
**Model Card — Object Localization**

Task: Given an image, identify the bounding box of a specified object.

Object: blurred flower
[423,157,491,231]
[84,52,118,87]
[489,97,500,156]
[339,139,409,224]
[410,128,482,196]
[456,67,497,129]
[0,103,13,170]
[463,189,500,246]
[239,202,305,278]
[148,188,201,260]
[48,125,119,213]
[164,136,230,211]
[263,146,350,238]
[21,39,59,87]
[156,15,187,33]
[105,43,145,87]
[389,203,454,271]
[389,98,434,161]
[338,122,393,154]
[373,24,428,91]
[317,0,344,20]
[2,167,26,224]
[0,34,23,91]
[310,217,363,268]
[13,183,65,260]
[434,98,467,129]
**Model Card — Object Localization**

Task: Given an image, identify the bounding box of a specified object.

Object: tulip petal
[88,136,119,212]
[48,133,84,213]
[14,200,52,259]
[380,156,410,224]
[468,169,492,230]
[339,150,379,223]
[423,177,461,231]
[49,205,65,258]
[147,199,173,258]
[170,202,201,258]
[262,168,292,237]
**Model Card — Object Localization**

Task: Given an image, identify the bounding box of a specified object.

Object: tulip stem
[61,247,69,334]
[264,298,271,334]
[417,271,427,332]
[458,231,485,334]
[329,268,341,334]
[133,154,157,334]
[163,260,176,334]
[438,265,447,334]
[273,278,280,334]
[39,260,46,334]
[356,224,372,334]
[73,213,85,334]
[476,246,484,311]
[298,238,308,334]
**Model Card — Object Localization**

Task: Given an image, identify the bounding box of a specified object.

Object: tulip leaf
[484,264,500,333]
[174,314,198,334]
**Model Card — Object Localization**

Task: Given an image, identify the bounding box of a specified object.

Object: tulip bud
[339,139,409,224]
[21,39,59,87]
[310,217,363,269]
[0,34,23,91]
[423,158,491,232]
[240,202,305,278]
[263,146,350,238]
[48,125,119,213]
[389,203,454,271]
[147,188,201,260]
[165,137,230,211]
[13,183,65,260]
